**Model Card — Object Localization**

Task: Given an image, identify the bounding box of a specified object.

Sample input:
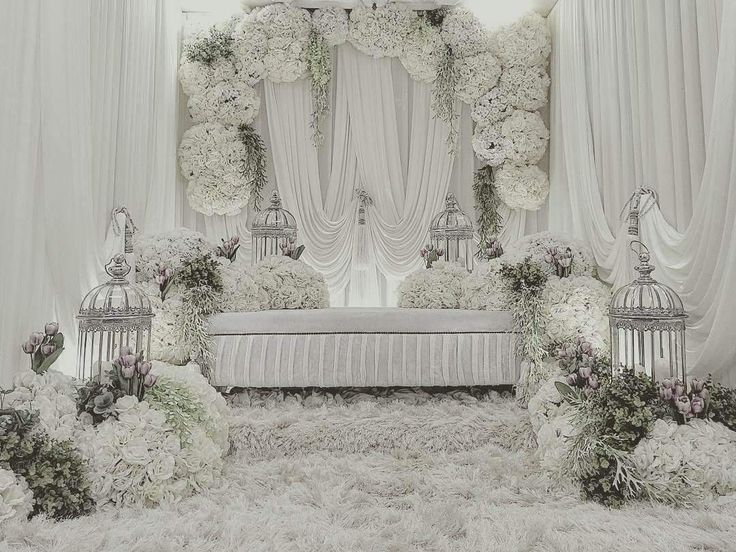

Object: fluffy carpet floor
[2,390,736,552]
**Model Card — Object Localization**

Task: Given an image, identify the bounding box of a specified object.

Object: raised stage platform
[209,308,521,388]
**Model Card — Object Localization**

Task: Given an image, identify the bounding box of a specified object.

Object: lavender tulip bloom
[121,365,136,379]
[44,322,59,336]
[143,374,158,388]
[21,340,35,354]
[674,381,685,398]
[690,378,704,393]
[119,345,133,357]
[691,396,705,414]
[120,354,138,368]
[661,379,673,389]
[566,373,578,386]
[579,365,593,379]
[588,374,599,389]
[676,395,691,415]
[137,361,152,376]
[660,387,673,401]
[40,343,56,356]
[29,332,45,346]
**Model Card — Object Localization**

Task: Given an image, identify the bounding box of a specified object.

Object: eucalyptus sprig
[238,124,268,210]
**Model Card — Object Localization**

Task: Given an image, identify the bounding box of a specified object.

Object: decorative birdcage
[251,190,298,265]
[77,254,154,380]
[609,242,687,384]
[429,193,475,271]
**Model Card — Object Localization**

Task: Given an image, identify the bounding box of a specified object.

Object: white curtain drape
[549,0,736,382]
[0,0,181,385]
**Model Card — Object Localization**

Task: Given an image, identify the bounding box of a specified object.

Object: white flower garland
[440,8,491,58]
[453,51,501,104]
[254,4,311,83]
[400,18,442,83]
[312,7,349,47]
[135,228,215,282]
[472,123,511,167]
[251,256,330,310]
[459,259,507,310]
[232,15,268,84]
[539,275,611,353]
[0,469,33,526]
[499,65,550,111]
[220,261,267,312]
[398,261,470,309]
[494,164,549,211]
[471,87,511,128]
[348,5,414,58]
[509,231,597,278]
[187,80,261,126]
[500,109,549,165]
[493,12,552,68]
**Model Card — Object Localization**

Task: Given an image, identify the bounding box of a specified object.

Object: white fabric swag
[0,0,181,385]
[549,0,736,382]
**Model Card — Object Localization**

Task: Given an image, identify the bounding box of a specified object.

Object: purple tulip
[580,341,592,354]
[566,373,578,386]
[588,374,599,390]
[231,236,240,245]
[579,365,593,379]
[690,378,704,393]
[119,345,133,357]
[137,361,152,376]
[121,365,136,379]
[29,332,45,346]
[120,354,138,368]
[143,374,157,388]
[661,379,673,389]
[44,322,59,336]
[40,343,56,356]
[674,381,685,398]
[660,387,673,401]
[691,396,705,414]
[21,340,35,354]
[676,395,691,415]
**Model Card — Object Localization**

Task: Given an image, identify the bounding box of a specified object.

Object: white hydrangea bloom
[508,231,597,278]
[220,261,267,312]
[539,275,611,352]
[232,14,268,84]
[0,469,33,525]
[471,87,512,128]
[138,282,193,366]
[400,18,443,83]
[398,261,470,309]
[500,109,549,165]
[254,4,311,82]
[495,164,549,211]
[179,57,212,97]
[251,256,330,310]
[348,5,415,58]
[493,12,551,68]
[453,51,501,104]
[312,7,349,46]
[472,123,511,167]
[499,65,550,111]
[632,419,736,502]
[459,259,508,310]
[440,8,492,58]
[134,228,215,282]
[187,80,260,126]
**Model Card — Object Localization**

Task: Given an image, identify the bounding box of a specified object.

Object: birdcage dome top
[78,255,153,321]
[429,193,474,240]
[609,246,686,322]
[251,190,297,238]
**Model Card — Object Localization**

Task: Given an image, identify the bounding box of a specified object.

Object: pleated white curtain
[549,0,736,382]
[0,0,181,385]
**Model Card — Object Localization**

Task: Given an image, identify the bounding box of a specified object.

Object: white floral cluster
[398,261,470,309]
[471,87,512,128]
[631,419,736,502]
[509,231,597,278]
[220,261,268,313]
[251,256,330,310]
[493,12,552,69]
[499,64,550,111]
[312,7,349,47]
[474,110,548,167]
[179,122,252,217]
[140,282,193,366]
[232,15,268,84]
[187,80,261,126]
[459,259,507,311]
[494,164,549,211]
[254,4,311,83]
[539,275,611,353]
[135,227,215,282]
[453,51,501,104]
[348,5,414,58]
[400,18,443,83]
[0,469,33,526]
[440,8,491,57]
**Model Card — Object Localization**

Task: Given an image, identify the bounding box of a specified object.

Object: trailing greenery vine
[238,124,268,210]
[432,44,458,154]
[307,29,332,147]
[183,26,234,66]
[473,165,503,246]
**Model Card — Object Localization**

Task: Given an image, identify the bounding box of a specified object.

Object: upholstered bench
[208,308,520,388]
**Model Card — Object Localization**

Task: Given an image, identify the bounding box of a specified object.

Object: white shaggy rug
[3,393,736,552]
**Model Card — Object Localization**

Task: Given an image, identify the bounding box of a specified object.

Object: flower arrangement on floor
[135,228,328,369]
[1,338,230,523]
[178,5,551,220]
[531,368,736,508]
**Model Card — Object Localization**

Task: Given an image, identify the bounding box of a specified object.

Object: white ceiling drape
[0,0,181,385]
[549,0,736,382]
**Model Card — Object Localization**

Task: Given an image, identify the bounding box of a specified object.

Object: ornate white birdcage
[609,242,687,383]
[429,193,475,271]
[251,190,297,264]
[77,254,154,380]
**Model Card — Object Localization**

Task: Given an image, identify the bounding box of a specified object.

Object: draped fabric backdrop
[0,0,181,386]
[549,0,736,382]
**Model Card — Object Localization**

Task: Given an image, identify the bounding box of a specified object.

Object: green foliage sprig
[238,124,268,210]
[423,8,448,27]
[183,26,234,66]
[178,253,224,293]
[0,418,93,520]
[432,44,458,154]
[473,166,503,245]
[707,378,736,431]
[307,29,332,147]
[146,377,208,446]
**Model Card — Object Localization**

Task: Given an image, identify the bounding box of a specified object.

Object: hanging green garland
[473,165,503,245]
[238,124,268,210]
[307,29,332,147]
[432,43,458,154]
